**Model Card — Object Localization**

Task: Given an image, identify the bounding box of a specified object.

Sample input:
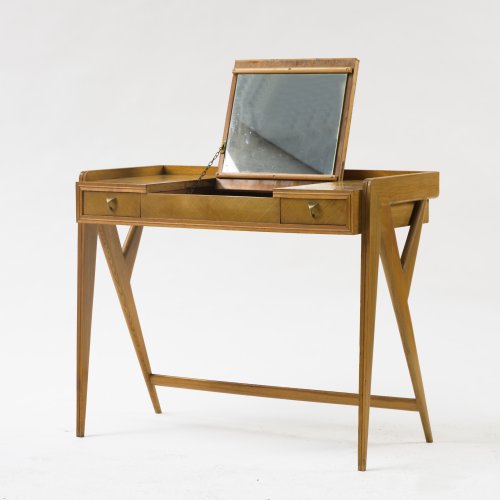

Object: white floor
[2,381,499,499]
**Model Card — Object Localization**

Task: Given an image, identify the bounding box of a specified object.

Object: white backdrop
[1,1,499,498]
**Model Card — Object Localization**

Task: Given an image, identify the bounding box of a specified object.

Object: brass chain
[190,143,226,193]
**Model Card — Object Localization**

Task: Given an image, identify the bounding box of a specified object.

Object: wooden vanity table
[76,58,439,471]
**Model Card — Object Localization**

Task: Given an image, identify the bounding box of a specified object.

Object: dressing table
[75,58,439,471]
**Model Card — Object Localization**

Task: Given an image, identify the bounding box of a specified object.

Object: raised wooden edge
[365,171,440,204]
[78,166,218,193]
[77,167,429,189]
[218,172,338,181]
[344,169,416,180]
[234,67,353,74]
[217,72,238,175]
[217,58,359,182]
[150,374,418,411]
[334,59,359,180]
[216,178,315,191]
[79,165,165,182]
[273,190,356,200]
[233,58,358,70]
[79,165,216,182]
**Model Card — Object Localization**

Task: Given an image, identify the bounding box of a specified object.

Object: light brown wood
[79,214,357,235]
[142,192,281,223]
[218,73,237,170]
[76,223,98,437]
[380,206,433,443]
[401,200,425,293]
[98,225,161,414]
[273,180,364,196]
[357,180,381,471]
[76,171,434,238]
[335,59,359,179]
[83,192,140,217]
[217,172,338,181]
[233,67,353,74]
[122,226,143,279]
[80,175,211,194]
[151,374,418,411]
[216,178,312,192]
[146,176,215,193]
[233,58,359,70]
[344,169,415,180]
[80,165,164,182]
[281,198,348,225]
[392,201,428,229]
[79,166,218,193]
[364,172,439,204]
[78,169,432,224]
[354,174,437,469]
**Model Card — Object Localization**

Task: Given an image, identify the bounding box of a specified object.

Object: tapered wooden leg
[380,206,433,443]
[76,223,98,437]
[122,226,143,279]
[98,225,162,414]
[358,189,381,471]
[401,201,425,295]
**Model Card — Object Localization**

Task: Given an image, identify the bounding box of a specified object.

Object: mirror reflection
[222,73,347,176]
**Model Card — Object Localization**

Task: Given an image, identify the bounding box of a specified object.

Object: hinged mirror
[217,58,359,182]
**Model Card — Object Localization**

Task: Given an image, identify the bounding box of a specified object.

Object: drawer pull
[308,201,321,219]
[106,197,117,212]
[83,192,140,217]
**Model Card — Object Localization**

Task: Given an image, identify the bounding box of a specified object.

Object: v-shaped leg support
[98,225,162,415]
[358,194,433,470]
[380,203,432,443]
[76,224,161,437]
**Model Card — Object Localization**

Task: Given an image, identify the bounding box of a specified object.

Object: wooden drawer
[83,191,140,217]
[281,198,348,225]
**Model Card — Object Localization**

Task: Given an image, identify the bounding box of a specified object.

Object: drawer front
[281,198,348,226]
[83,191,140,217]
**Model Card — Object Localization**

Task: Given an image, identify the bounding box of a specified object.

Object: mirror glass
[222,73,347,176]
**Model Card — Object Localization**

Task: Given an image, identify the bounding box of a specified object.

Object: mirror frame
[217,58,359,182]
